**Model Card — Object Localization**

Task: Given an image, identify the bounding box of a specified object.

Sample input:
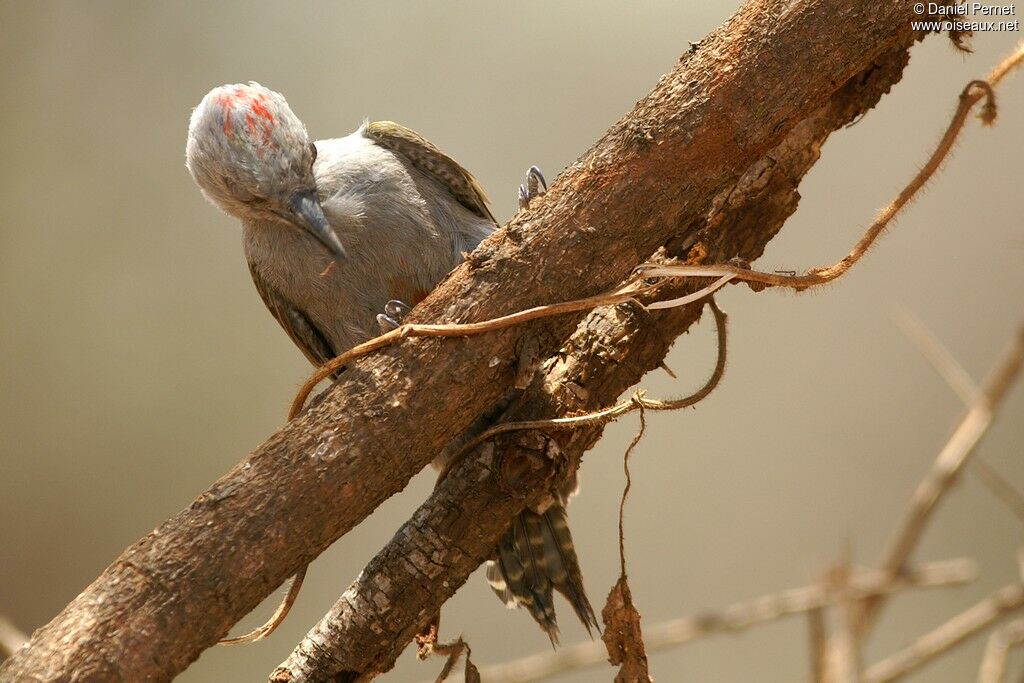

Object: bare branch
[475,560,978,683]
[272,21,936,675]
[863,584,1024,683]
[0,616,27,661]
[971,458,1024,526]
[808,606,829,683]
[855,325,1024,634]
[884,309,1024,526]
[825,564,864,683]
[271,294,729,681]
[890,305,980,406]
[0,2,968,680]
[978,618,1024,683]
[636,41,1024,296]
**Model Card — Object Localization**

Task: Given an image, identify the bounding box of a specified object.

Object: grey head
[185,82,346,260]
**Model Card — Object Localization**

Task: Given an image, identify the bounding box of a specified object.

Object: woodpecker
[186,82,596,643]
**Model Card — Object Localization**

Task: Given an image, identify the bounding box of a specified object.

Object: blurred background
[1,2,1022,681]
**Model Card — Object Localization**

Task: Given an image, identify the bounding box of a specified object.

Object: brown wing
[364,120,498,226]
[248,262,336,367]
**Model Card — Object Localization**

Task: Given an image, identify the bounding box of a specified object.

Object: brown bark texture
[0,0,934,681]
[271,31,919,683]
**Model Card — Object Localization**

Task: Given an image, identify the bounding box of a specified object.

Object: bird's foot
[517,165,548,209]
[376,299,412,333]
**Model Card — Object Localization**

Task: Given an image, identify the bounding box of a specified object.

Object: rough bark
[270,37,917,681]
[0,1,932,681]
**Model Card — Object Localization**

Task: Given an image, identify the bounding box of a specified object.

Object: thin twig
[863,584,1024,683]
[443,300,728,467]
[890,304,981,406]
[618,406,647,578]
[855,325,1024,635]
[978,618,1024,683]
[971,458,1024,526]
[218,569,306,645]
[475,559,978,683]
[887,309,1024,527]
[827,563,864,683]
[0,616,27,660]
[809,606,829,683]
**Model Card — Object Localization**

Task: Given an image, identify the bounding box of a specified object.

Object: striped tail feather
[485,504,597,644]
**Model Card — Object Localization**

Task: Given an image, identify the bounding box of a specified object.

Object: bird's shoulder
[362,120,496,225]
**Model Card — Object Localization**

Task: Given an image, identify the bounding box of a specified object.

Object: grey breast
[243,130,494,358]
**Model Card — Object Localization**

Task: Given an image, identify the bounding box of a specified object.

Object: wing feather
[364,121,497,225]
[248,262,336,367]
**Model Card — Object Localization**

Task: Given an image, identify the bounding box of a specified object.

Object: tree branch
[0,1,937,681]
[854,324,1024,635]
[469,313,1024,683]
[862,584,1024,683]
[272,15,935,683]
[977,618,1024,683]
[0,617,27,662]
[475,559,978,683]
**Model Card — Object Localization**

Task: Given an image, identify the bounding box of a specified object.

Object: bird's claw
[385,299,411,319]
[377,299,412,333]
[517,165,547,209]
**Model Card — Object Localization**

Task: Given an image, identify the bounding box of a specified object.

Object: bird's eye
[309,142,318,167]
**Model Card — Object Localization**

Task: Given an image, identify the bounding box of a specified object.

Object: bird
[185,82,597,644]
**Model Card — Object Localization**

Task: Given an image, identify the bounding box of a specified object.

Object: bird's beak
[289,189,347,261]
